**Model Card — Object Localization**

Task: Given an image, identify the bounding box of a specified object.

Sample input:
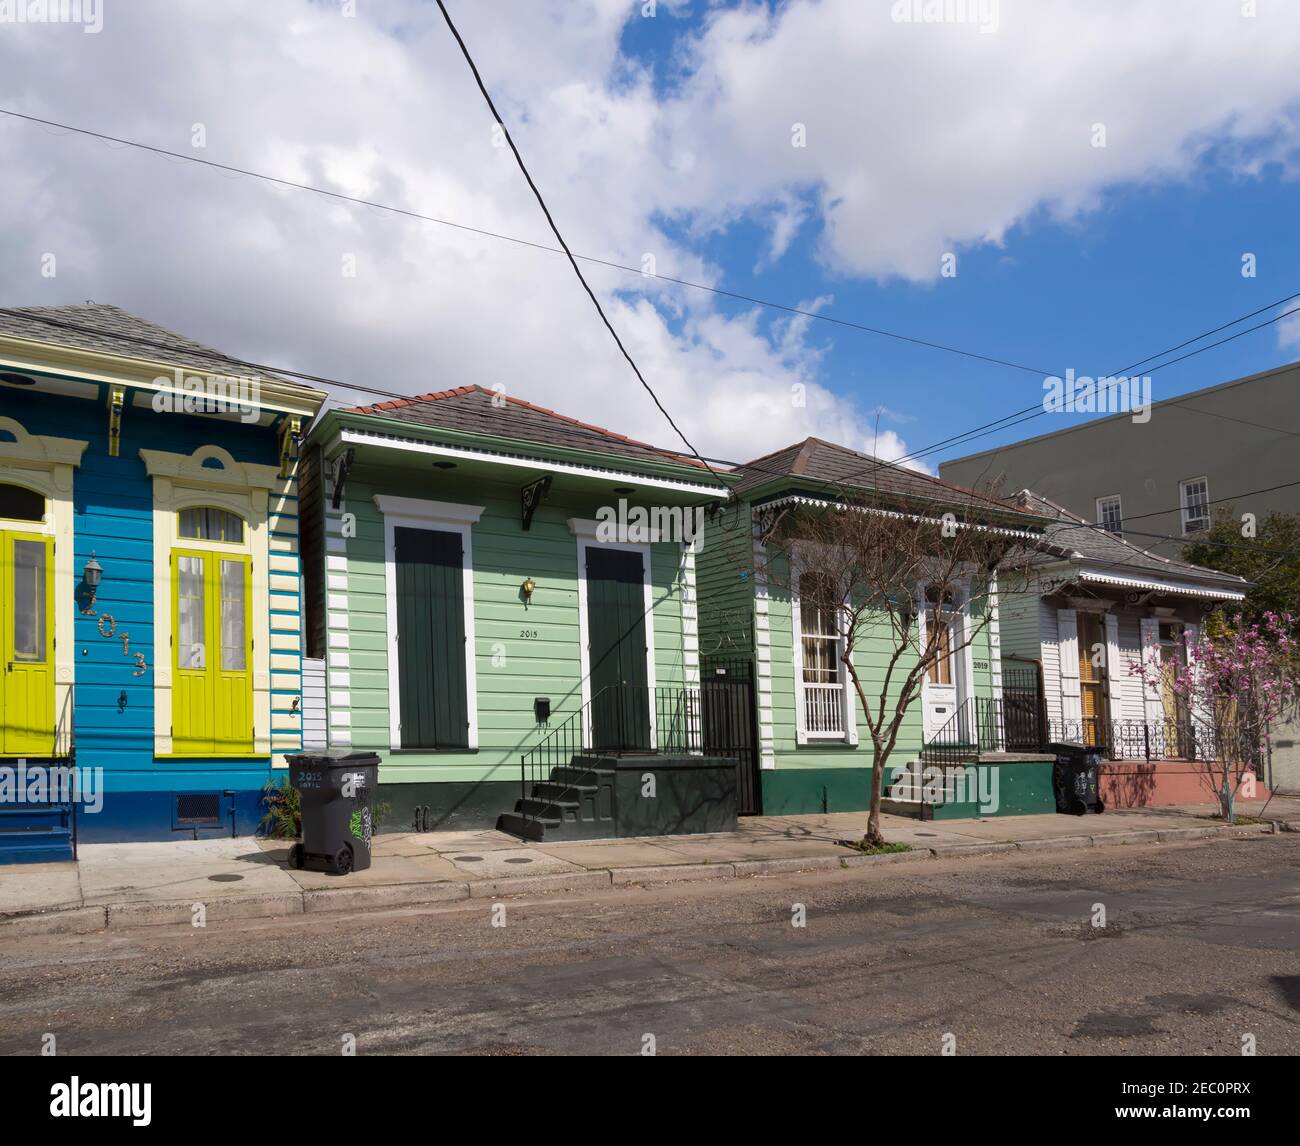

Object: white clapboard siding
[1057,608,1082,724]
[301,657,328,750]
[1104,613,1123,719]
[1139,618,1164,725]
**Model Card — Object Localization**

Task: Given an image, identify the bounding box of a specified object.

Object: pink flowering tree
[1132,612,1299,822]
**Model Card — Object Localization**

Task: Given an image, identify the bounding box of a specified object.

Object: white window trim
[375,495,483,751]
[1179,476,1210,535]
[568,517,658,751]
[1095,494,1123,533]
[790,573,858,746]
[917,579,975,738]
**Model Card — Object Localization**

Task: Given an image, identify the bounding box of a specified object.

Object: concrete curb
[0,823,1290,937]
[1090,830,1161,846]
[106,893,304,929]
[468,871,612,898]
[928,842,1017,858]
[610,863,736,885]
[303,881,472,912]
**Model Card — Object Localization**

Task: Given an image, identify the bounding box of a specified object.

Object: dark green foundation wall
[760,762,1057,818]
[376,780,518,833]
[760,768,876,815]
[377,762,1058,831]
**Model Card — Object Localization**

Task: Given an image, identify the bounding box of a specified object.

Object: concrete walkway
[3,795,1298,936]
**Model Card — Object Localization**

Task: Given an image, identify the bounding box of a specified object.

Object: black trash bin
[1051,743,1105,816]
[285,751,381,873]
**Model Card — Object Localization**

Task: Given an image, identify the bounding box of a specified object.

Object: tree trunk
[862,743,886,847]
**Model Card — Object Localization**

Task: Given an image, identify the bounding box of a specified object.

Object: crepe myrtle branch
[756,494,1037,848]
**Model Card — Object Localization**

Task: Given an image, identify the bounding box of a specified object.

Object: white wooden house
[998,492,1249,796]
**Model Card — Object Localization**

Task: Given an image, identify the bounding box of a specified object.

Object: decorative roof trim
[337,428,727,495]
[1076,568,1247,601]
[756,493,1043,540]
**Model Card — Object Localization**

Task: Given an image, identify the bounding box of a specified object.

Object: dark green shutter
[395,527,468,749]
[586,547,650,750]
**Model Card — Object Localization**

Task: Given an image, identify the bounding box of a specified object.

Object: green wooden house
[696,437,1058,819]
[299,387,731,834]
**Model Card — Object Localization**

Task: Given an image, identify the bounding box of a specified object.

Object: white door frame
[375,494,483,751]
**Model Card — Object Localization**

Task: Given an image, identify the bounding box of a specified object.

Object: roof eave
[0,332,324,418]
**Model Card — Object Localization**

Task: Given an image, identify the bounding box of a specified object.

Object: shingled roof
[347,385,713,472]
[0,303,297,384]
[732,436,1030,516]
[1015,489,1248,591]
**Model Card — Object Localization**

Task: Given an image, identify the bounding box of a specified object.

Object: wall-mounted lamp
[521,577,536,605]
[81,553,103,615]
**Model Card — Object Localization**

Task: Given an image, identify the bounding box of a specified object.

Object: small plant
[260,776,301,840]
[838,839,912,856]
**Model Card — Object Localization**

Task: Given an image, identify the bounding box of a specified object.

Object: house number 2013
[97,614,149,676]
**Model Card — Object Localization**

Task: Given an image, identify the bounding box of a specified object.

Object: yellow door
[172,549,253,754]
[2,532,55,755]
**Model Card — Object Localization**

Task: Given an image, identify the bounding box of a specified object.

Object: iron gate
[700,655,761,815]
[1001,661,1047,751]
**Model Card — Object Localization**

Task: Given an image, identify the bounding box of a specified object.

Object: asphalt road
[1,835,1298,1056]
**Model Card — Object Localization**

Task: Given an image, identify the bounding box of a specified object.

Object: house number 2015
[97,614,149,676]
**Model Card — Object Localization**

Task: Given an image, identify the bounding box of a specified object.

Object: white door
[921,588,964,740]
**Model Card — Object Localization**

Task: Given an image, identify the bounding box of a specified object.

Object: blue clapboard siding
[4,384,298,840]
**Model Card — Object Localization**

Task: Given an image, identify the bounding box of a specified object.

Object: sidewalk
[4,796,1298,936]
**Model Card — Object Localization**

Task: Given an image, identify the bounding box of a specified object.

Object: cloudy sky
[2,0,1299,472]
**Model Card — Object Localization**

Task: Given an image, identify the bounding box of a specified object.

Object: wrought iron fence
[1047,716,1236,763]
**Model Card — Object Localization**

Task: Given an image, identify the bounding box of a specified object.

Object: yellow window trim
[0,417,87,729]
[143,444,286,757]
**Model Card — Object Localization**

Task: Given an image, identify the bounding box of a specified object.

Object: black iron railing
[1048,716,1234,763]
[922,696,1042,767]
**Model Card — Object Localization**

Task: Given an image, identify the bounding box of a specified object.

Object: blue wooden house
[0,305,323,859]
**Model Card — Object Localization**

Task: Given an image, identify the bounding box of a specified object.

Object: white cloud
[1279,306,1300,358]
[0,0,1298,472]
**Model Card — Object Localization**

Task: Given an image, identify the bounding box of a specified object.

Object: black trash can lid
[287,751,381,767]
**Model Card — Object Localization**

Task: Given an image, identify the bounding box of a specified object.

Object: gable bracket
[521,473,552,531]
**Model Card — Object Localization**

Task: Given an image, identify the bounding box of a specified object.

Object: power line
[881,298,1300,471]
[0,105,1050,380]
[432,0,720,485]
[5,103,1298,487]
[7,301,1300,567]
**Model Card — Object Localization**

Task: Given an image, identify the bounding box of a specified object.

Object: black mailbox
[534,696,551,723]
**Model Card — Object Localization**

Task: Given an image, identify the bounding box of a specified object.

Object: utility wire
[4,102,1298,477]
[0,105,1049,380]
[431,0,719,485]
[5,302,1300,565]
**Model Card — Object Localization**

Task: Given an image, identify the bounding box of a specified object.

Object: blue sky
[617,2,1300,469]
[1,0,1298,470]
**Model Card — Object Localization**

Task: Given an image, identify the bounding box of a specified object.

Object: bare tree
[758,493,1037,848]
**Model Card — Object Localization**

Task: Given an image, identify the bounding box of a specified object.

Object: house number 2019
[97,614,149,676]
